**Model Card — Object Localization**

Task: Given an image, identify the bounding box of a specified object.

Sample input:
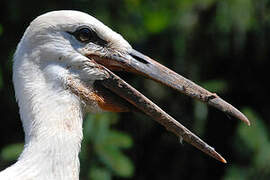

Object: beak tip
[211,150,227,164]
[245,119,251,126]
[213,151,227,163]
[220,156,227,164]
[236,112,250,126]
[208,97,250,126]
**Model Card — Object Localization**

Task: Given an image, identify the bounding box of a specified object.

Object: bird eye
[75,28,93,43]
[69,27,107,46]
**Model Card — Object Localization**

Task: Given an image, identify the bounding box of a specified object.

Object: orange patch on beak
[93,83,133,112]
[66,76,133,113]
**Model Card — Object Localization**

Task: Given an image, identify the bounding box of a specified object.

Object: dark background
[0,0,270,179]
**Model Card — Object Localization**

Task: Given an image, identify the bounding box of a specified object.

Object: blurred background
[0,0,269,179]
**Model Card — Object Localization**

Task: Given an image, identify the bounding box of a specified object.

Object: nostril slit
[130,50,151,65]
[131,54,149,64]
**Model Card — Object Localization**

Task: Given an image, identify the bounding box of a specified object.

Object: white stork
[0,10,249,180]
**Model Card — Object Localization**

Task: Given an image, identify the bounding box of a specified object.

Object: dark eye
[75,28,93,43]
[69,27,107,46]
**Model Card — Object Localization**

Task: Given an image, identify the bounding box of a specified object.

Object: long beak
[89,49,250,163]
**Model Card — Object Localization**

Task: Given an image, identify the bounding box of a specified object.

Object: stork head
[13,10,250,163]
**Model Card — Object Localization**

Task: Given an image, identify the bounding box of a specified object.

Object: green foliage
[143,10,171,34]
[89,166,111,180]
[0,143,23,161]
[80,113,134,180]
[216,0,255,33]
[224,108,270,179]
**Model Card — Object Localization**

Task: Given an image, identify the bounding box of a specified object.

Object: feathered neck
[0,50,84,180]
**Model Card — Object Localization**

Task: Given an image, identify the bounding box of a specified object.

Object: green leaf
[237,108,268,150]
[89,166,111,180]
[144,10,170,34]
[97,146,134,177]
[228,108,270,177]
[81,112,134,179]
[1,143,24,161]
[85,113,116,143]
[254,145,270,170]
[103,130,133,149]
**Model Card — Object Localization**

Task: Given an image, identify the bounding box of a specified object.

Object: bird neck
[1,59,84,180]
[17,92,83,180]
